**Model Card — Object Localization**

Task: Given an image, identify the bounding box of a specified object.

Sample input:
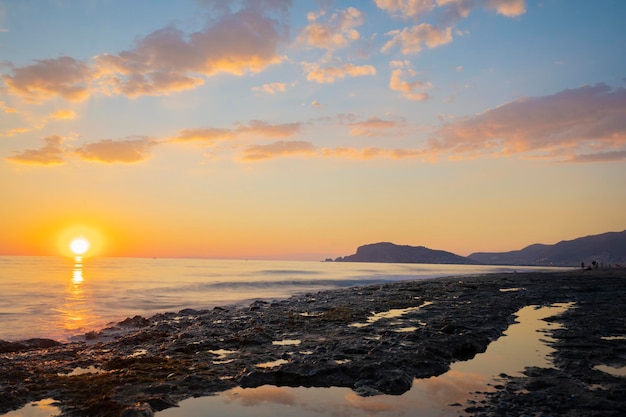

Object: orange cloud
[382,24,453,54]
[305,62,376,83]
[0,101,18,113]
[389,60,431,101]
[74,138,157,163]
[48,109,77,120]
[95,7,287,97]
[298,7,364,50]
[242,140,316,160]
[3,57,92,102]
[430,83,626,161]
[171,128,236,143]
[6,136,65,165]
[235,120,301,138]
[2,127,30,137]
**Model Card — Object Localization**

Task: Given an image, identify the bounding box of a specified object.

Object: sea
[0,255,566,342]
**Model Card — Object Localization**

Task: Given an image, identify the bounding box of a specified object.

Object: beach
[1,269,625,416]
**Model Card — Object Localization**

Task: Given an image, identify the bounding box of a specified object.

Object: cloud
[437,0,526,21]
[3,56,92,102]
[297,7,364,50]
[170,128,236,143]
[95,7,288,97]
[3,127,30,137]
[382,24,453,54]
[304,62,376,83]
[252,82,287,94]
[6,136,65,165]
[242,140,316,160]
[348,116,402,136]
[0,101,18,113]
[169,121,301,144]
[430,83,626,161]
[374,0,435,19]
[484,0,526,17]
[74,138,157,163]
[48,109,77,120]
[311,100,322,108]
[389,60,431,101]
[235,120,301,137]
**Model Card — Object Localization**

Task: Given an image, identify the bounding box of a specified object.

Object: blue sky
[1,0,625,259]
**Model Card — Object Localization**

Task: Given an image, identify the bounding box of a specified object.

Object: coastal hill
[332,242,475,264]
[331,230,626,266]
[469,230,626,266]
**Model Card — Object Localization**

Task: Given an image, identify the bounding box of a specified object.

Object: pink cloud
[95,7,288,97]
[170,121,301,144]
[3,57,92,102]
[348,116,402,136]
[430,83,626,161]
[74,138,157,163]
[6,136,65,165]
[485,0,526,17]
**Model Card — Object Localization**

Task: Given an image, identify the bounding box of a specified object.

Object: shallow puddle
[1,399,61,417]
[594,364,626,377]
[157,302,573,417]
[349,301,432,328]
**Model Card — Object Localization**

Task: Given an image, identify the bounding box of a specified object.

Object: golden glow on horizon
[58,225,105,258]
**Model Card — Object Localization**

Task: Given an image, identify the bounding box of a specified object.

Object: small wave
[257,269,323,275]
[164,278,392,293]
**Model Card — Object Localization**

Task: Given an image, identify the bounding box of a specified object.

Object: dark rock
[119,402,153,417]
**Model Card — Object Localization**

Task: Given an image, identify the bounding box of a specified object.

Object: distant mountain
[469,230,626,267]
[333,242,476,264]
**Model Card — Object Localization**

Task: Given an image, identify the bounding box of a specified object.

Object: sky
[1,0,625,260]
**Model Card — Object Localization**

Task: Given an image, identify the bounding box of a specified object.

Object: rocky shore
[1,270,625,416]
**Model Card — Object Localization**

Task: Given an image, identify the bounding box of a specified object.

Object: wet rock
[0,270,624,417]
[118,316,151,328]
[119,402,153,417]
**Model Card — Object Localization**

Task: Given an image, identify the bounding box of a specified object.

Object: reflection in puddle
[256,359,289,368]
[601,336,626,341]
[208,349,238,358]
[58,366,104,377]
[594,365,626,377]
[159,303,573,417]
[349,302,432,328]
[1,399,61,417]
[272,339,301,346]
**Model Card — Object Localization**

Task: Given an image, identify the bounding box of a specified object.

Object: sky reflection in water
[156,303,572,417]
[2,303,571,417]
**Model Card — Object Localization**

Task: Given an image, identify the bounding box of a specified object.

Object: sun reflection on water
[55,256,98,336]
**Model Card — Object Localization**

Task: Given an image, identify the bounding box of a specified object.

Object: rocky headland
[1,270,625,416]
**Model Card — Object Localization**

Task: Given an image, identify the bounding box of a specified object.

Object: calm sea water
[0,256,563,342]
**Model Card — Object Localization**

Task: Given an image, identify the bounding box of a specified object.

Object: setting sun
[69,238,90,256]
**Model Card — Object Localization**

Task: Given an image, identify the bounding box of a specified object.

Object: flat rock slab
[0,270,624,416]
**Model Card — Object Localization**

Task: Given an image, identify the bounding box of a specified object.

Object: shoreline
[1,270,625,416]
